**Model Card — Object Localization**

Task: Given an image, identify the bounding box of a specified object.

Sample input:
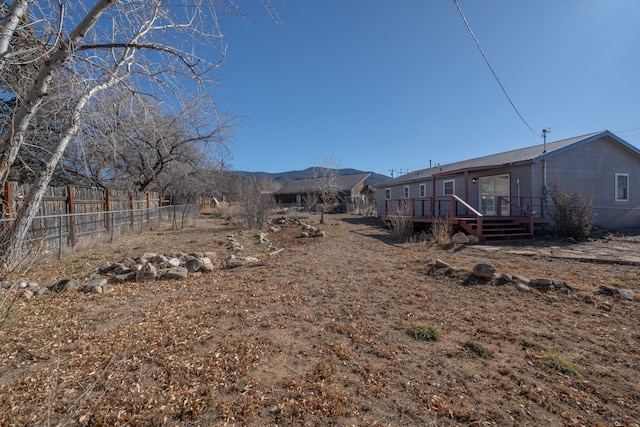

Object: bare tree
[236,175,276,230]
[313,156,341,224]
[0,1,240,264]
[62,93,232,191]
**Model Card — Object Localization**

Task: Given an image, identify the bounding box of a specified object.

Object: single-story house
[375,130,640,240]
[274,172,372,212]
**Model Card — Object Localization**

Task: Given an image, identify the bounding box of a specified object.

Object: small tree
[237,176,276,230]
[548,179,593,239]
[313,156,341,224]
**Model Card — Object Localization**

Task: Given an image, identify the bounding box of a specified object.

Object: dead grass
[1,214,639,426]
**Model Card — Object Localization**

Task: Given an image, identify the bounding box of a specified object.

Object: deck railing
[383,196,547,220]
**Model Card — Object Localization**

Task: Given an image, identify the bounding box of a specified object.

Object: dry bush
[548,180,593,239]
[388,208,412,243]
[428,217,453,247]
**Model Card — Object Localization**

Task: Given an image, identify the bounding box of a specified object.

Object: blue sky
[215,1,640,176]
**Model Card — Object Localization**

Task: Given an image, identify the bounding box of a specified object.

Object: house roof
[375,130,640,187]
[275,172,371,195]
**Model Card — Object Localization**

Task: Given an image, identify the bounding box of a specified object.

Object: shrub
[540,352,581,376]
[428,217,453,247]
[548,179,593,239]
[519,337,548,351]
[387,201,413,243]
[410,324,442,342]
[464,340,490,357]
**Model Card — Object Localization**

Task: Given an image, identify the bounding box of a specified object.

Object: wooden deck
[382,195,551,241]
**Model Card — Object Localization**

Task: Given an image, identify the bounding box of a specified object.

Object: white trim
[615,173,629,201]
[419,183,426,198]
[403,186,410,198]
[385,188,391,199]
[443,179,455,196]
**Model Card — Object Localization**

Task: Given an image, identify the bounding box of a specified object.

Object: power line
[452,0,540,138]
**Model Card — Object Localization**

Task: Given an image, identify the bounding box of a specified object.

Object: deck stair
[459,217,534,240]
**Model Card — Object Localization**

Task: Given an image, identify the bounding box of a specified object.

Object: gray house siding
[376,131,640,230]
[544,137,640,228]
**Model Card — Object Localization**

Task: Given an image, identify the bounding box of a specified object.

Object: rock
[98,262,114,274]
[452,232,469,244]
[618,289,635,301]
[530,278,556,292]
[600,302,612,312]
[513,275,530,284]
[49,278,81,293]
[472,263,496,279]
[165,266,188,280]
[83,279,108,293]
[185,258,203,273]
[225,256,259,268]
[112,264,133,275]
[199,257,215,273]
[516,283,531,293]
[139,253,157,262]
[581,293,593,304]
[467,235,480,244]
[598,285,618,296]
[501,273,513,282]
[137,263,157,281]
[34,287,48,297]
[114,272,137,282]
[167,257,182,267]
[434,259,451,269]
[119,257,137,267]
[203,252,217,261]
[20,289,34,300]
[153,255,169,265]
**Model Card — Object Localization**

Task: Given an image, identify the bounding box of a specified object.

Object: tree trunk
[0,0,116,193]
[0,0,30,62]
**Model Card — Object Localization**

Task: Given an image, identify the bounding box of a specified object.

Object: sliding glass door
[478,174,510,216]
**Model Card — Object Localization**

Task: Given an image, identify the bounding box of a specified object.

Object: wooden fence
[0,182,194,258]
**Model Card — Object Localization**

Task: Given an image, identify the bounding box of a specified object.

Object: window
[443,180,455,196]
[616,173,629,201]
[385,188,391,199]
[419,183,426,198]
[403,186,410,198]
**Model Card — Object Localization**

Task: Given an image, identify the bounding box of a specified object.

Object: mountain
[235,168,390,187]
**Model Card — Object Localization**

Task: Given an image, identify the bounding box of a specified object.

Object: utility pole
[389,169,395,178]
[542,128,551,153]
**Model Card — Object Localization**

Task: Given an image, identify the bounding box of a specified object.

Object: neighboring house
[274,172,372,212]
[375,130,640,240]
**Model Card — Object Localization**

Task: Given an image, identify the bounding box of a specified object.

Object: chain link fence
[0,204,198,260]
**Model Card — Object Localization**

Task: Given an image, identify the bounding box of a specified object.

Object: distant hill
[235,168,390,187]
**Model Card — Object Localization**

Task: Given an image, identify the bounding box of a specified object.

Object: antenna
[542,128,551,153]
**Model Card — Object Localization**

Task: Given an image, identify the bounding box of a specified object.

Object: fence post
[3,180,14,219]
[105,188,111,235]
[67,185,77,246]
[129,191,135,230]
[58,215,63,260]
[111,208,115,242]
[146,192,151,230]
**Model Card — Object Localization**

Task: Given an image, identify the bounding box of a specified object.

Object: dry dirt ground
[1,213,639,426]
